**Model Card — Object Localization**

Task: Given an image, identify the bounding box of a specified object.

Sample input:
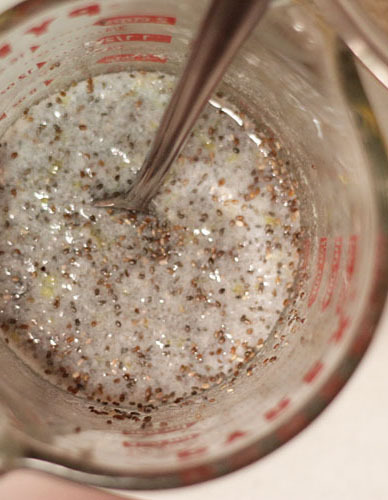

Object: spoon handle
[96,0,270,210]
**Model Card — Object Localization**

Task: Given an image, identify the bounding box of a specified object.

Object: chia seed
[0,71,300,407]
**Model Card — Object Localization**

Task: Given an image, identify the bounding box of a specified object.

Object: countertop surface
[0,1,387,498]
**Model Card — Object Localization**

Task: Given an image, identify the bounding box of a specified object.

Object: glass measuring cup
[0,0,387,491]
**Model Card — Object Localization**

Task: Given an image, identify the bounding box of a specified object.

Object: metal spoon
[94,0,270,211]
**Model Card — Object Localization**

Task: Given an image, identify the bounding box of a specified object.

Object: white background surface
[0,0,388,498]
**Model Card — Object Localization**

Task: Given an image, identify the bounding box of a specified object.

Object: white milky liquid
[0,72,300,406]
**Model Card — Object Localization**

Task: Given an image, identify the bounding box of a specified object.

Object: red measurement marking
[44,79,53,86]
[301,238,311,271]
[98,33,171,44]
[308,237,327,307]
[303,361,324,383]
[30,45,40,53]
[0,113,7,121]
[336,234,358,314]
[0,82,15,95]
[97,53,167,64]
[13,96,27,108]
[322,237,342,311]
[26,19,54,36]
[15,68,34,82]
[177,447,207,460]
[225,430,246,444]
[69,4,100,17]
[0,44,11,58]
[123,433,198,448]
[95,15,176,26]
[122,421,196,436]
[336,282,346,315]
[346,234,358,280]
[331,315,349,343]
[92,44,126,55]
[264,398,290,421]
[36,61,46,69]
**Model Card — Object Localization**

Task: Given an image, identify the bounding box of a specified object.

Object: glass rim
[317,0,388,88]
